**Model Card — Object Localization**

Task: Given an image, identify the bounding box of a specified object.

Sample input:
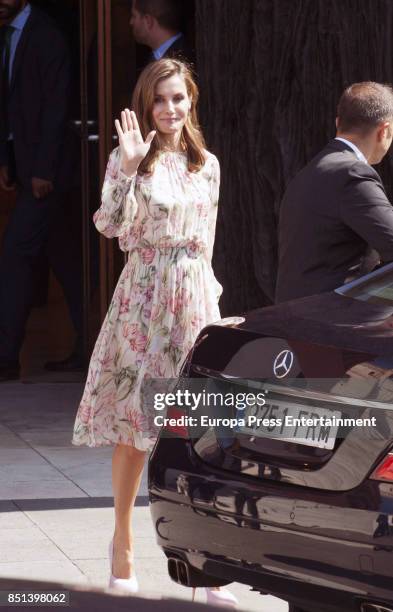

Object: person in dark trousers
[275,81,393,304]
[0,0,83,381]
[129,0,194,65]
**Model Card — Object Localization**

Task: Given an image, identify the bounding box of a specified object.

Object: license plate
[240,399,342,450]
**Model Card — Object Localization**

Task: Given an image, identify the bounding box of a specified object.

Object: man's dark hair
[337,81,393,133]
[134,0,184,32]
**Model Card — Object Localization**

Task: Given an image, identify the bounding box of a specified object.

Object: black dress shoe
[44,352,86,372]
[0,363,20,382]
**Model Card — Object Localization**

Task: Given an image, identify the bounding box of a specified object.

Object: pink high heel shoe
[192,586,238,608]
[108,538,139,594]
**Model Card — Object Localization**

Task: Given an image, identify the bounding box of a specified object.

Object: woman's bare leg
[111,443,146,578]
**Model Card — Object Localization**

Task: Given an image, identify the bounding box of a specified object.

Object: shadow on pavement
[0,497,149,512]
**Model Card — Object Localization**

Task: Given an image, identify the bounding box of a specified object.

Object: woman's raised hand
[115,109,156,176]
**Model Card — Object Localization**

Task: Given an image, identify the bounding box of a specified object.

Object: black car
[148,263,393,612]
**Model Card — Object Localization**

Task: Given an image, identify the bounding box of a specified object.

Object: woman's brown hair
[131,58,206,174]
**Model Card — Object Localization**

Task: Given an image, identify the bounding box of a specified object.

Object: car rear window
[335,262,393,305]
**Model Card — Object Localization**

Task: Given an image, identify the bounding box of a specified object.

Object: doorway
[0,0,195,379]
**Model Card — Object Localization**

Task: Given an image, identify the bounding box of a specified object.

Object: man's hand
[32,177,54,199]
[0,166,16,191]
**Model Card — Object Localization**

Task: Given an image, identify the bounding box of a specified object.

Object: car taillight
[370,452,393,482]
[163,406,190,439]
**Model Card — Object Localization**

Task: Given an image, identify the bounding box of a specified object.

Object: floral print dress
[72,147,222,451]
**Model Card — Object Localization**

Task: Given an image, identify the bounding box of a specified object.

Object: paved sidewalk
[0,382,288,611]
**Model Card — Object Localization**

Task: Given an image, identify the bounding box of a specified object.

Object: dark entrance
[0,0,139,377]
[0,0,197,378]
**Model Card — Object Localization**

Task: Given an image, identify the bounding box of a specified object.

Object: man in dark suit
[129,0,194,65]
[275,81,393,304]
[0,0,83,381]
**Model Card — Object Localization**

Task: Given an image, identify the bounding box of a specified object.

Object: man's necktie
[1,25,15,137]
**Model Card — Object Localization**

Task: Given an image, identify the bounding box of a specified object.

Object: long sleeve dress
[72,147,222,451]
